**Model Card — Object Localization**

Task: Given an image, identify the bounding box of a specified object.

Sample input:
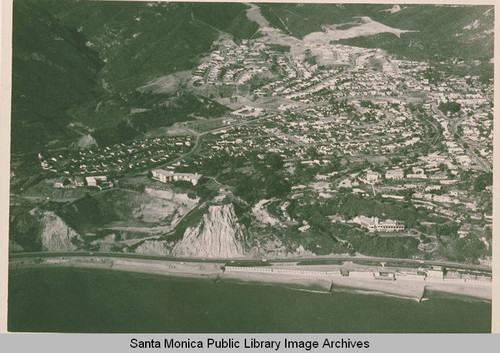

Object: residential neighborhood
[7,1,495,336]
[12,3,492,271]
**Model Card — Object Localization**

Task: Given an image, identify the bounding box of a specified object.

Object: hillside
[9,2,494,264]
[11,0,257,153]
[46,1,258,96]
[11,0,102,153]
[9,206,79,252]
[173,203,246,258]
[336,5,494,79]
[259,3,493,77]
[11,1,493,154]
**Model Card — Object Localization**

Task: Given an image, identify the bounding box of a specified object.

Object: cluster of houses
[242,40,492,175]
[51,168,204,190]
[203,97,425,171]
[190,39,276,92]
[53,175,113,190]
[257,45,392,101]
[276,59,428,106]
[421,100,491,171]
[34,32,491,260]
[255,63,342,99]
[39,135,194,176]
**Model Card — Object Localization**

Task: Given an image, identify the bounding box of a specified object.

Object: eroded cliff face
[135,240,172,256]
[39,211,78,252]
[173,204,245,258]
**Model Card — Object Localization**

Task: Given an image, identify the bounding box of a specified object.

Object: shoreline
[9,256,492,302]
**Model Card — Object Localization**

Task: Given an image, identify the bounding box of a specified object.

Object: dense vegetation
[11,0,257,153]
[260,3,493,79]
[59,194,119,233]
[9,206,43,252]
[11,0,102,153]
[473,172,493,192]
[91,92,229,146]
[438,101,461,115]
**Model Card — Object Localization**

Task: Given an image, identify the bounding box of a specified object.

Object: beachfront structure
[350,215,405,233]
[374,272,395,280]
[348,271,374,278]
[395,272,426,281]
[426,266,444,280]
[224,266,342,277]
[151,169,202,186]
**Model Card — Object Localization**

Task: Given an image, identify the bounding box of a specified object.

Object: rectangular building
[151,169,202,186]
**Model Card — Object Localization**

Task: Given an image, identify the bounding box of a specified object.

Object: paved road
[432,104,491,173]
[9,251,491,272]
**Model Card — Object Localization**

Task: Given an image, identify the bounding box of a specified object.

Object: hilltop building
[350,215,405,233]
[84,176,112,189]
[151,169,202,186]
[54,177,85,189]
[85,176,108,186]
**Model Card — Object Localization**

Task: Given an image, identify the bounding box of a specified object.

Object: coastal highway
[9,252,491,273]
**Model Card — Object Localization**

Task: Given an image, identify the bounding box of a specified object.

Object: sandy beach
[9,256,491,302]
[424,282,491,301]
[219,270,334,292]
[9,256,224,281]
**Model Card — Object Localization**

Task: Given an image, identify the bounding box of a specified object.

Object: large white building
[350,215,405,233]
[151,169,202,186]
[85,176,108,187]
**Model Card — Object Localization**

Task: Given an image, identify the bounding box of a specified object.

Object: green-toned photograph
[8,0,492,333]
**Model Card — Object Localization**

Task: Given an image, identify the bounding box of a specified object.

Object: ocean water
[8,267,491,333]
